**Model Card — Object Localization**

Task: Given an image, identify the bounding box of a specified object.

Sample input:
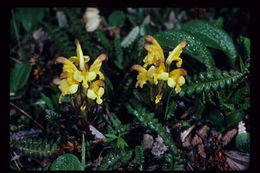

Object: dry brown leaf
[182,133,193,148]
[191,134,203,147]
[197,125,210,139]
[197,143,206,158]
[222,129,237,147]
[180,124,195,148]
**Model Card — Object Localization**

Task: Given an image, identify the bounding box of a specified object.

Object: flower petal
[69,84,79,94]
[87,89,97,99]
[167,77,176,88]
[73,70,83,82]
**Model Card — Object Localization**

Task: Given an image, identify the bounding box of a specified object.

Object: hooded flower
[131,35,188,104]
[55,39,107,104]
[87,80,105,104]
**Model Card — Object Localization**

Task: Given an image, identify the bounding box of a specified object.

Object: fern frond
[13,138,59,159]
[120,26,139,48]
[96,29,112,55]
[98,148,133,170]
[43,22,74,57]
[135,146,144,165]
[179,70,244,97]
[125,99,180,155]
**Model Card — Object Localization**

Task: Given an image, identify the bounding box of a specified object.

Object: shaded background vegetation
[10,8,250,171]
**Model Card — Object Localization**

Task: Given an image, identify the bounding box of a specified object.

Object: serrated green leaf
[154,29,215,70]
[50,154,82,170]
[10,62,32,93]
[182,20,237,64]
[135,146,144,165]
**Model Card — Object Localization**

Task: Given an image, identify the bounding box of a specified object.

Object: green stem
[164,89,174,121]
[11,10,24,59]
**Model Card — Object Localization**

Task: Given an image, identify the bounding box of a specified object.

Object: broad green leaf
[154,30,215,70]
[235,133,250,153]
[17,8,45,32]
[50,154,82,170]
[108,10,126,27]
[225,110,244,129]
[182,20,237,64]
[10,62,32,93]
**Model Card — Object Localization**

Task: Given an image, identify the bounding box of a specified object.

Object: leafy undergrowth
[10,8,250,171]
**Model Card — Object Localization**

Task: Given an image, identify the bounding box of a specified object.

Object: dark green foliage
[98,148,133,170]
[43,22,75,57]
[16,8,45,32]
[64,9,100,58]
[13,138,58,159]
[182,20,237,64]
[155,29,215,70]
[179,69,243,97]
[126,99,180,155]
[9,8,250,171]
[113,34,124,70]
[40,93,54,111]
[10,62,32,94]
[135,146,144,165]
[235,133,250,153]
[50,153,83,170]
[206,108,244,132]
[108,10,126,27]
[96,29,112,56]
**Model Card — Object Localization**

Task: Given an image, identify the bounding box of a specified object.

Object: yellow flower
[167,69,187,93]
[155,88,163,104]
[81,53,107,89]
[166,40,188,67]
[131,35,188,104]
[142,35,165,68]
[131,65,151,88]
[55,39,107,104]
[55,57,82,103]
[147,62,169,85]
[87,80,105,104]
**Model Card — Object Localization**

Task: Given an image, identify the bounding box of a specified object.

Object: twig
[180,107,196,119]
[10,57,22,64]
[10,102,44,130]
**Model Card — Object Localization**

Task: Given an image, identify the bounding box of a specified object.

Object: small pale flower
[83,8,101,32]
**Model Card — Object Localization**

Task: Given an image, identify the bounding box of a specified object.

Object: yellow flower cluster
[54,39,107,106]
[131,35,188,104]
